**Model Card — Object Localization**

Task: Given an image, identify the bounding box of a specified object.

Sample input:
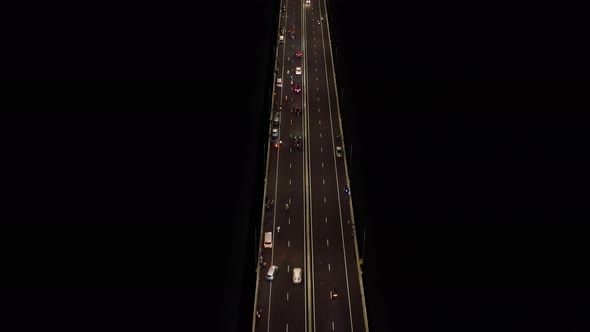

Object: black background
[3,0,590,331]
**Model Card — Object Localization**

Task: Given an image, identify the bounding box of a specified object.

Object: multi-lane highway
[253,0,368,331]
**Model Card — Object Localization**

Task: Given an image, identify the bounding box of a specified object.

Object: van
[266,265,278,281]
[264,232,272,248]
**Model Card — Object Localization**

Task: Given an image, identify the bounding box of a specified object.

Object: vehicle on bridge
[264,232,273,248]
[294,136,302,150]
[266,265,278,281]
[292,267,302,284]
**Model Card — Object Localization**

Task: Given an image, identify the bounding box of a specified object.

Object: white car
[271,128,279,141]
[263,232,273,248]
[292,267,302,284]
[295,67,302,75]
[305,0,311,3]
[267,265,278,281]
[276,77,282,88]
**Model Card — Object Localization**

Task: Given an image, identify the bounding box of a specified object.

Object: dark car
[294,85,301,94]
[294,136,302,150]
[295,105,302,115]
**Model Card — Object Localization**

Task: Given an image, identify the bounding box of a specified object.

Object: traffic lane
[273,141,306,269]
[305,0,322,44]
[310,201,353,332]
[280,27,303,114]
[271,145,305,267]
[314,56,367,332]
[307,0,358,326]
[307,137,357,329]
[261,100,305,328]
[307,126,354,331]
[303,0,368,330]
[268,214,306,331]
[333,184,366,332]
[255,130,284,332]
[310,105,365,331]
[282,3,302,65]
[268,264,307,332]
[331,157,367,332]
[312,210,354,332]
[256,0,299,330]
[271,16,307,332]
[268,145,307,331]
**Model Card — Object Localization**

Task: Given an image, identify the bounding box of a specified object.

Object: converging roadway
[253,0,369,331]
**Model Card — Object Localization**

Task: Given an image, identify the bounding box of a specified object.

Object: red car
[294,51,302,58]
[294,85,301,94]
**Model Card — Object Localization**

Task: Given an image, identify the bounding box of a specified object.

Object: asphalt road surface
[254,0,369,331]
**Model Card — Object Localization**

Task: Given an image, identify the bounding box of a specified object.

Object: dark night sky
[3,0,590,331]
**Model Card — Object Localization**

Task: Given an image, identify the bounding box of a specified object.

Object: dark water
[3,0,590,331]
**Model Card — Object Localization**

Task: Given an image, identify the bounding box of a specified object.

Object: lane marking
[328,263,331,271]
